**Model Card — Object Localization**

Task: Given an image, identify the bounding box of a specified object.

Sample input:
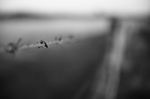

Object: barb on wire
[0,38,22,54]
[38,40,49,48]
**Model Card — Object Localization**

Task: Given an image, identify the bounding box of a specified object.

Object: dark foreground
[0,18,150,99]
[0,34,109,99]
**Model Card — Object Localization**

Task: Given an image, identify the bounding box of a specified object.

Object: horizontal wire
[0,39,64,54]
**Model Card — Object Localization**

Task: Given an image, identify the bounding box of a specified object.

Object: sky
[0,0,150,16]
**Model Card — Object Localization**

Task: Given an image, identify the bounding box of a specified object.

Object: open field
[0,19,110,99]
[0,18,109,45]
[0,17,150,99]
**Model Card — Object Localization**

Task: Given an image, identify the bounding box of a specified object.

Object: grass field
[0,18,110,99]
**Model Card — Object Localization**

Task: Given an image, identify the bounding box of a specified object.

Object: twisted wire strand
[0,38,64,54]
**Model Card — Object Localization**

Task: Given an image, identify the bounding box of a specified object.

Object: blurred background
[0,0,150,99]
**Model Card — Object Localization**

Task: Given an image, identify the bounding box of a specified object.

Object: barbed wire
[20,40,63,49]
[0,37,64,54]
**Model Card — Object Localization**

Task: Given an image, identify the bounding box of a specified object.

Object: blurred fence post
[89,17,138,99]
